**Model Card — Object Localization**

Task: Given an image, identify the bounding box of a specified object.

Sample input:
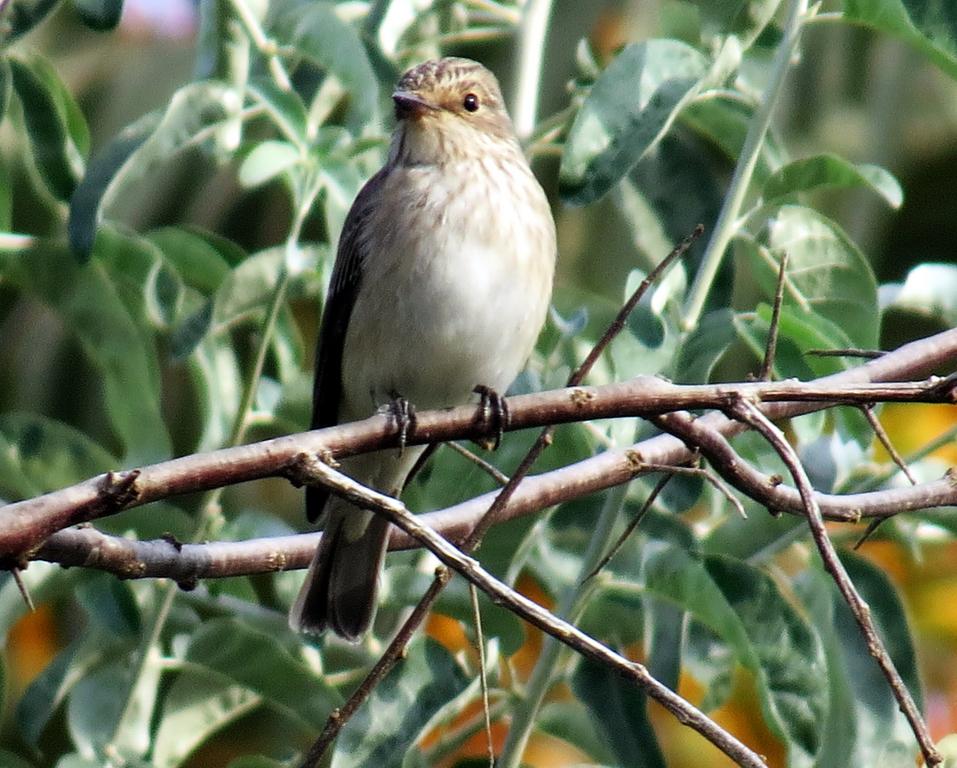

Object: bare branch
[289,452,767,768]
[725,398,942,768]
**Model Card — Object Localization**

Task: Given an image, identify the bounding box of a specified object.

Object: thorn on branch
[805,348,885,359]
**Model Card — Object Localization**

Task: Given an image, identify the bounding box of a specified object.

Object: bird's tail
[289,498,390,640]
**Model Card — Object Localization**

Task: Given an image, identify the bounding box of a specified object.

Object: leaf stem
[682,0,810,330]
[512,0,554,140]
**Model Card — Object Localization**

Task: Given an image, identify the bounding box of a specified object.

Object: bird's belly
[340,238,549,419]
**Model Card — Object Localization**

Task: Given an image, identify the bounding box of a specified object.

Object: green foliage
[0,0,954,766]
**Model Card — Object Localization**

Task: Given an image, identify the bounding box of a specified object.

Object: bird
[289,57,557,640]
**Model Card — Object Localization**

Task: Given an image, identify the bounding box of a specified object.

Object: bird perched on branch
[290,57,557,640]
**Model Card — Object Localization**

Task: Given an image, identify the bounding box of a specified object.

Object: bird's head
[389,58,518,165]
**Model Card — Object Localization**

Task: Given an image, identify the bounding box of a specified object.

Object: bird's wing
[306,167,388,523]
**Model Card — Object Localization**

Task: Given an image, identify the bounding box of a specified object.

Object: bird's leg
[387,390,416,456]
[472,384,509,451]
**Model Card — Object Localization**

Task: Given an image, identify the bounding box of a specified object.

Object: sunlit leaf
[761,154,903,208]
[268,1,379,133]
[69,81,236,261]
[561,39,709,205]
[746,206,880,350]
[881,262,957,326]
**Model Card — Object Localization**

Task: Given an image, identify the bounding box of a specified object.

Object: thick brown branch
[3,344,955,560]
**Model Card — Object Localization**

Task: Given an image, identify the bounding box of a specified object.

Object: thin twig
[582,472,672,583]
[445,441,510,486]
[759,250,789,381]
[469,584,495,768]
[852,404,918,549]
[11,568,35,612]
[726,397,941,768]
[297,567,451,768]
[291,453,767,768]
[805,348,886,359]
[862,404,917,486]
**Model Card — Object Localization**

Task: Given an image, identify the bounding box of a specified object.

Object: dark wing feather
[306,167,388,523]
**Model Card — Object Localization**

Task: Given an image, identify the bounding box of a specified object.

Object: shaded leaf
[2,0,63,44]
[186,618,340,726]
[845,0,957,79]
[334,638,469,768]
[0,240,170,463]
[10,52,89,200]
[0,412,117,499]
[672,307,736,383]
[573,656,666,768]
[72,0,124,30]
[561,39,709,205]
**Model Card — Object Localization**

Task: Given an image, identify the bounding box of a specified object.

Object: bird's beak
[392,90,437,120]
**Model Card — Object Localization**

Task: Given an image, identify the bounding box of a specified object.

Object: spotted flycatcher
[290,58,557,639]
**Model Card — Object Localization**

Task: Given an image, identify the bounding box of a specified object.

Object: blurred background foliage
[0,0,956,766]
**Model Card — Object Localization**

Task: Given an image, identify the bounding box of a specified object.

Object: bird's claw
[473,384,509,451]
[388,390,416,456]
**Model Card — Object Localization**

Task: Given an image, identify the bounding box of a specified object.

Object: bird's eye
[463,93,480,112]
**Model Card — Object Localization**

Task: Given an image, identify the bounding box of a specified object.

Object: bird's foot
[473,384,509,451]
[387,390,416,456]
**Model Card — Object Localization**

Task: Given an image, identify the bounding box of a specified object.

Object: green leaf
[69,81,236,261]
[71,0,124,30]
[246,76,309,144]
[9,52,89,200]
[0,240,170,463]
[672,307,736,383]
[748,206,880,349]
[17,637,96,749]
[0,60,12,123]
[0,749,36,768]
[0,412,117,499]
[268,1,379,133]
[334,638,470,768]
[680,94,787,185]
[238,140,301,188]
[152,677,260,768]
[761,154,903,208]
[76,573,141,637]
[560,39,709,205]
[573,656,666,768]
[845,0,957,80]
[881,262,957,326]
[66,662,128,757]
[621,545,829,767]
[185,618,340,726]
[2,0,63,44]
[147,226,236,293]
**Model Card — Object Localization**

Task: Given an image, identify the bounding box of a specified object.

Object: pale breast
[340,156,555,421]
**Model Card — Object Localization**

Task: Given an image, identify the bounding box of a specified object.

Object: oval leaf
[10,53,89,200]
[761,153,903,208]
[69,81,236,261]
[560,39,708,205]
